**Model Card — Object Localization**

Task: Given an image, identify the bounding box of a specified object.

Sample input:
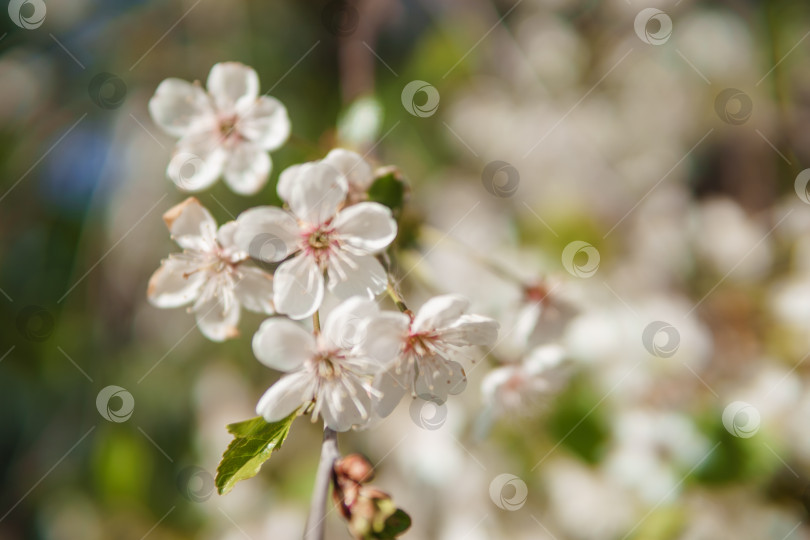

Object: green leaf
[215,411,297,495]
[367,168,407,215]
[371,509,411,539]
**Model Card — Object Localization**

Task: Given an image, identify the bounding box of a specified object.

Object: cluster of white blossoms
[477,281,575,426]
[147,62,499,431]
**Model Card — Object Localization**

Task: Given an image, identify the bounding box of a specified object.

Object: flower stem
[386,280,411,315]
[313,311,321,334]
[303,426,339,540]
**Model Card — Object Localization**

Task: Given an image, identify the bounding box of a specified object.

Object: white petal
[223,142,271,195]
[323,148,374,192]
[238,96,291,150]
[512,302,541,349]
[276,162,301,203]
[162,197,218,251]
[334,202,397,253]
[215,221,241,253]
[168,131,228,192]
[327,253,387,299]
[273,254,325,320]
[206,62,259,114]
[414,358,467,403]
[256,371,312,422]
[286,162,348,225]
[362,312,409,364]
[148,78,215,138]
[413,294,470,333]
[440,314,500,347]
[234,206,300,262]
[234,266,275,314]
[320,378,372,431]
[524,344,566,375]
[321,296,379,351]
[252,317,316,371]
[481,366,517,404]
[193,279,240,342]
[147,255,206,308]
[373,363,410,417]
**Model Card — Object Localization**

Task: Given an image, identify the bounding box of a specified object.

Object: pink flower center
[311,353,342,380]
[523,282,551,304]
[301,224,338,264]
[404,331,442,358]
[504,372,527,392]
[218,114,243,145]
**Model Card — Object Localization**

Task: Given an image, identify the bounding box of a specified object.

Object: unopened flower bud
[335,453,375,484]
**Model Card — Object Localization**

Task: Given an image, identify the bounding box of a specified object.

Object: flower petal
[481,366,517,404]
[234,266,275,314]
[512,302,541,349]
[273,254,325,320]
[168,131,228,192]
[147,254,206,308]
[193,278,240,342]
[440,314,500,347]
[256,371,312,422]
[334,202,397,253]
[412,294,471,334]
[223,142,271,195]
[252,317,316,371]
[206,62,259,114]
[524,344,566,376]
[320,378,372,432]
[321,296,379,351]
[414,358,467,403]
[373,363,410,417]
[148,78,215,138]
[215,221,243,255]
[286,162,347,225]
[238,96,291,150]
[276,162,303,203]
[326,253,387,299]
[234,206,300,263]
[323,148,374,192]
[162,197,218,251]
[362,312,409,365]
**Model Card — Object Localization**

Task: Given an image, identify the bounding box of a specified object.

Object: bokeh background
[3,0,810,538]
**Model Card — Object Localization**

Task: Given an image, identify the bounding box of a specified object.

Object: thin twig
[313,311,321,334]
[303,427,340,540]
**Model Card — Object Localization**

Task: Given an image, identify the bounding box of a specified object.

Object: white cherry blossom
[234,159,397,320]
[481,344,569,416]
[511,280,578,350]
[252,297,383,431]
[148,62,290,195]
[365,295,499,416]
[278,148,375,205]
[147,197,274,341]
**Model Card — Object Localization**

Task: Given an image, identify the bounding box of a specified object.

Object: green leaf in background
[215,411,298,495]
[367,167,407,215]
[547,374,609,464]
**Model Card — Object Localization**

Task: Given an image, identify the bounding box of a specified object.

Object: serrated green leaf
[215,411,297,495]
